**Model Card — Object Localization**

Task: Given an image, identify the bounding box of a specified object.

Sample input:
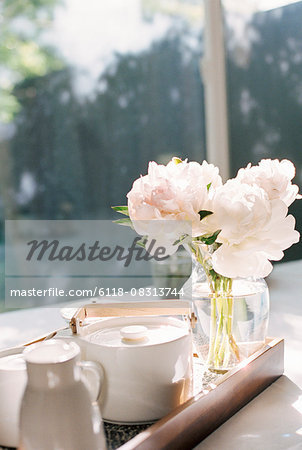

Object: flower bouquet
[113,157,300,371]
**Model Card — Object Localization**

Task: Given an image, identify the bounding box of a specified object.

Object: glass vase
[182,256,270,372]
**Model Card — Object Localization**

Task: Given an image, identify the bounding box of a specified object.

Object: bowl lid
[83,317,189,348]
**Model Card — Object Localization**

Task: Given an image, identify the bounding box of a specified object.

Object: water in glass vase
[182,262,270,372]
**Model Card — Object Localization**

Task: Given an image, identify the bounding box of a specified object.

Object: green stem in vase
[227,296,240,363]
[218,298,228,365]
[189,241,241,371]
[213,296,224,366]
[206,295,217,366]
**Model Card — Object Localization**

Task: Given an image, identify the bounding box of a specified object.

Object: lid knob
[120,325,148,342]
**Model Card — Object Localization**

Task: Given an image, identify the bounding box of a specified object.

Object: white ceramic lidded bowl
[80,316,193,423]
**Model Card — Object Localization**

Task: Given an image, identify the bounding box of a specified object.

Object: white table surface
[195,260,302,450]
[1,260,302,449]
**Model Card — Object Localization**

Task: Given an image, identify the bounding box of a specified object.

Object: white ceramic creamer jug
[80,316,193,423]
[19,340,106,450]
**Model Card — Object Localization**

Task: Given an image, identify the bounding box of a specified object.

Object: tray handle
[70,300,196,335]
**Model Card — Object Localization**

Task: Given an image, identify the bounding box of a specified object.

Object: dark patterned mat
[104,421,153,449]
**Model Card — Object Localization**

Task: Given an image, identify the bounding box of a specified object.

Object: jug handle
[77,360,104,402]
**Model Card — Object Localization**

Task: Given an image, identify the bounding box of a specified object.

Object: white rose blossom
[127,158,222,254]
[203,179,300,278]
[236,158,301,206]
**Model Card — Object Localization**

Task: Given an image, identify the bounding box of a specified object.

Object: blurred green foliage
[0,0,63,122]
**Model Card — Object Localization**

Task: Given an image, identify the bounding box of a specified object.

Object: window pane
[0,0,205,310]
[0,0,205,220]
[224,1,302,261]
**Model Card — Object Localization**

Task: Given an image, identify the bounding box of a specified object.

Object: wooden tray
[119,337,284,449]
[67,304,284,448]
[18,332,283,450]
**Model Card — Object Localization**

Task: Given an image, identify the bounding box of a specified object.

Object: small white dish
[0,346,27,448]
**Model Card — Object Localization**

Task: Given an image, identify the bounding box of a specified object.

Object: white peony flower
[166,158,222,191]
[236,158,301,206]
[203,179,300,278]
[127,158,222,253]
